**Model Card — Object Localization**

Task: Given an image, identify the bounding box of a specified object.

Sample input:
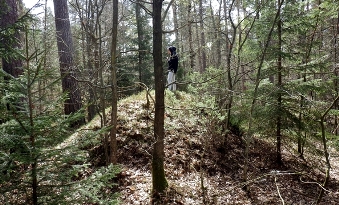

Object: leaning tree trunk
[316,95,339,204]
[243,0,284,190]
[317,9,339,204]
[53,0,84,126]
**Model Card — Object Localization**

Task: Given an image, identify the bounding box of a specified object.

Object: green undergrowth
[52,89,222,204]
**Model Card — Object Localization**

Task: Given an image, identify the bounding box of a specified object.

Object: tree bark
[333,11,339,136]
[172,1,179,44]
[110,0,118,165]
[199,0,206,72]
[0,0,23,79]
[136,0,147,91]
[152,0,167,196]
[276,0,283,164]
[210,0,221,69]
[225,0,236,131]
[188,2,195,71]
[53,0,84,126]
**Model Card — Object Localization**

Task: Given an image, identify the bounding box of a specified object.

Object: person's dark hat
[168,46,176,55]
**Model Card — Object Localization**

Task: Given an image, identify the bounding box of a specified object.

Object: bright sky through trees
[23,0,53,15]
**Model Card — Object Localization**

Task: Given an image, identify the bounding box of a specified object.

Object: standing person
[167,46,179,91]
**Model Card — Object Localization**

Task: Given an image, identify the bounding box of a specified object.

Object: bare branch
[162,23,188,34]
[129,0,152,16]
[275,176,285,205]
[162,0,175,22]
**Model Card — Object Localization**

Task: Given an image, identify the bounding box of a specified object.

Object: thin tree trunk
[298,1,306,155]
[98,18,109,163]
[99,32,109,163]
[298,3,318,155]
[152,0,167,196]
[172,1,179,44]
[298,94,305,155]
[24,26,38,205]
[316,8,339,204]
[225,0,237,131]
[236,0,244,91]
[276,0,283,164]
[316,95,339,204]
[188,2,195,71]
[110,0,118,164]
[209,0,221,69]
[194,6,202,73]
[136,0,147,91]
[39,0,49,114]
[333,12,339,136]
[216,3,222,69]
[199,0,206,72]
[243,0,284,190]
[83,0,96,121]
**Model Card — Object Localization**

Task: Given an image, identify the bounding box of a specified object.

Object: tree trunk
[225,0,236,131]
[188,2,195,71]
[53,0,84,126]
[99,24,109,163]
[152,0,167,196]
[243,0,284,190]
[110,0,118,165]
[85,0,96,121]
[0,0,23,123]
[199,0,206,72]
[24,29,39,205]
[276,0,283,164]
[316,95,339,204]
[298,2,306,155]
[0,0,23,79]
[333,12,339,136]
[136,0,147,91]
[209,0,221,69]
[172,1,179,44]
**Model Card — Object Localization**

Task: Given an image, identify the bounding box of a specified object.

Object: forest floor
[75,91,339,205]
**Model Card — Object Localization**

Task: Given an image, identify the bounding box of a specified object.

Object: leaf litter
[76,91,339,204]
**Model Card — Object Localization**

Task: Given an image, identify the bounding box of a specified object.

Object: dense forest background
[1,0,339,204]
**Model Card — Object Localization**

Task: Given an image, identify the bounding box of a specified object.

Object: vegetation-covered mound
[75,90,339,204]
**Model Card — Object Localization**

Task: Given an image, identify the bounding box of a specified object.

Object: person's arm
[173,57,178,73]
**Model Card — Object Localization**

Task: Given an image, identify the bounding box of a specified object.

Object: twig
[299,176,331,192]
[230,171,303,191]
[275,176,285,205]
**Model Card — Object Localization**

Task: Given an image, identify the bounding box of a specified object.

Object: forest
[0,0,339,204]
